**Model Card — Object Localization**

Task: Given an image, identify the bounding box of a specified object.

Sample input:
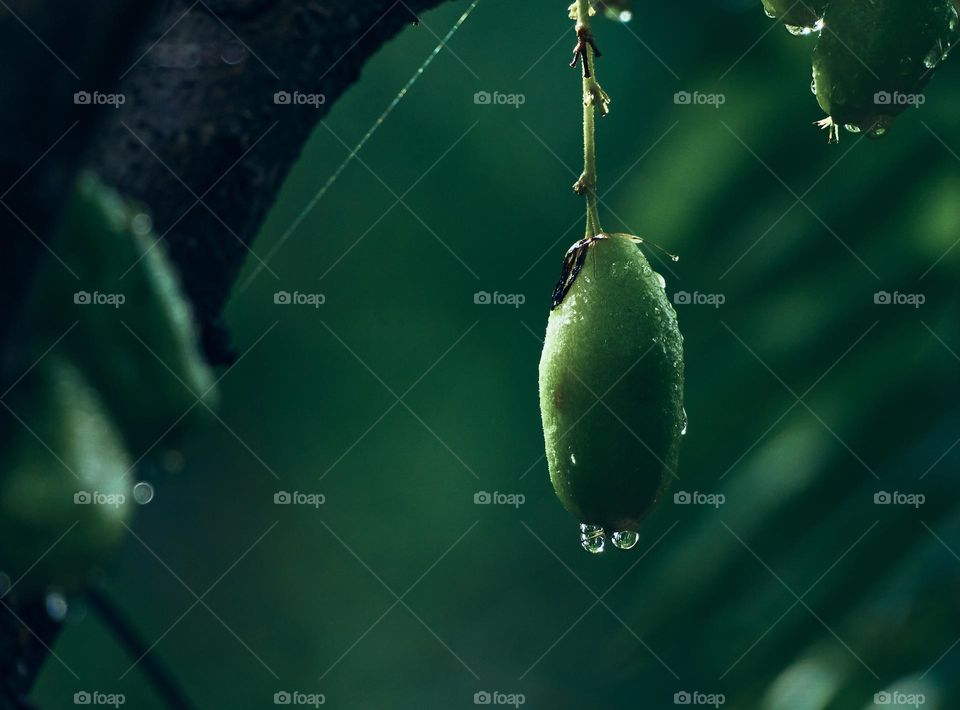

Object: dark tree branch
[91,0,447,363]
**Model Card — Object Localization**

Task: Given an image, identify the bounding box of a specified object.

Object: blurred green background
[35,0,960,707]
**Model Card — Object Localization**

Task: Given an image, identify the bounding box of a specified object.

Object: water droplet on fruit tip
[611,531,639,549]
[579,524,605,554]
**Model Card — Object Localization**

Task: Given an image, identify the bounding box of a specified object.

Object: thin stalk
[87,587,197,710]
[572,0,609,239]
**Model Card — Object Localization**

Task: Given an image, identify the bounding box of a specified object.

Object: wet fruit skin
[538,235,684,531]
[813,0,957,132]
[0,356,132,592]
[762,0,826,30]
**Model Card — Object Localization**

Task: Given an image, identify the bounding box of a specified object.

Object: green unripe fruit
[762,0,826,33]
[0,357,132,592]
[812,0,959,137]
[538,234,685,545]
[24,175,217,452]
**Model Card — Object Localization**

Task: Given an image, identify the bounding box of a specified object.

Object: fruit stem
[571,0,608,239]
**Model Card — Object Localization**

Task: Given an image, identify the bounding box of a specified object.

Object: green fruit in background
[812,0,959,137]
[762,0,826,33]
[23,174,216,453]
[0,356,132,592]
[538,234,685,552]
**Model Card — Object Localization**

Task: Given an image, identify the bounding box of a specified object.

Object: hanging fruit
[539,235,685,551]
[538,1,685,554]
[811,0,959,139]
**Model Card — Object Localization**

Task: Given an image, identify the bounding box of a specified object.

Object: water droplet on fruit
[763,6,776,19]
[570,452,577,465]
[133,481,155,505]
[611,531,639,549]
[655,273,666,289]
[579,524,605,554]
[785,24,806,36]
[844,124,861,134]
[868,125,888,139]
[45,590,68,621]
[680,407,688,436]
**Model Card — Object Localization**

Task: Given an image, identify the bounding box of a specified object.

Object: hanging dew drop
[844,123,861,134]
[785,24,807,36]
[764,6,776,19]
[611,531,639,550]
[579,523,606,554]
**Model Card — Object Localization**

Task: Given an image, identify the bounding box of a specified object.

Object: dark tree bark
[0,1,449,705]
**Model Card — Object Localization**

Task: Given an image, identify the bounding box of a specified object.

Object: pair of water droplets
[579,524,639,554]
